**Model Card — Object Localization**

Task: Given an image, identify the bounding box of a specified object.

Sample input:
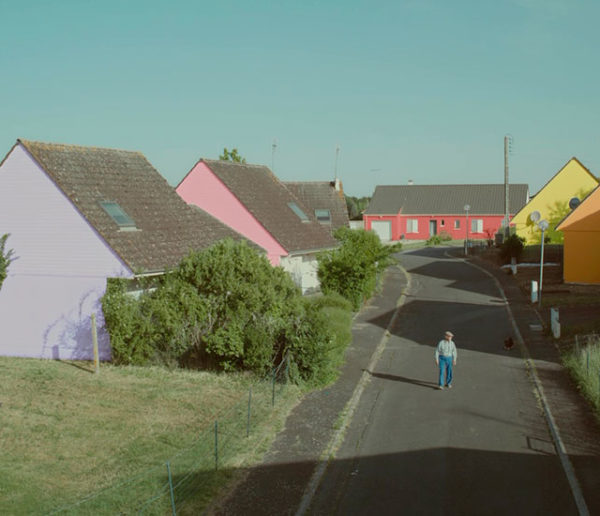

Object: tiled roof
[364,184,529,216]
[19,140,248,273]
[284,181,350,231]
[201,160,338,253]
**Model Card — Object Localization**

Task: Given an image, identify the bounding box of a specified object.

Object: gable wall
[562,231,600,284]
[511,160,599,244]
[176,162,288,264]
[0,144,132,360]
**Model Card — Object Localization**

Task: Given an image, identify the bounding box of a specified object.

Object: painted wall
[280,254,320,294]
[562,232,600,284]
[176,162,287,265]
[0,144,132,360]
[364,213,506,241]
[511,159,599,244]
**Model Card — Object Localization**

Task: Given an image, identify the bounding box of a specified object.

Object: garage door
[370,221,392,242]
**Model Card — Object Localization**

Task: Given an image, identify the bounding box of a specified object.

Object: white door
[370,221,392,241]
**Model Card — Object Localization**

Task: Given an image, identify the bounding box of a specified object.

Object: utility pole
[504,135,512,232]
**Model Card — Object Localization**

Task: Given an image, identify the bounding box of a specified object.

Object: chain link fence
[47,358,292,515]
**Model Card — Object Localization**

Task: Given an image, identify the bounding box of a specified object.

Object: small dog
[503,336,515,350]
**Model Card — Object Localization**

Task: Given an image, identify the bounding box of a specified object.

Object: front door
[429,220,437,236]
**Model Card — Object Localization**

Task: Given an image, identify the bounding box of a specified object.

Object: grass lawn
[0,357,301,514]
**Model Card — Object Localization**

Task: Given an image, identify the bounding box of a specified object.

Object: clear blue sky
[1,0,598,197]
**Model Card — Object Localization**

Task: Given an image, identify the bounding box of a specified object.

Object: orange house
[556,185,600,284]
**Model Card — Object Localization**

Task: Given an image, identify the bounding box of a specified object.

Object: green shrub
[426,235,442,246]
[317,228,400,310]
[0,234,14,291]
[499,234,525,263]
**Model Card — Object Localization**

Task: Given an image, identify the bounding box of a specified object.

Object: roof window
[315,209,332,224]
[288,202,309,222]
[100,201,136,229]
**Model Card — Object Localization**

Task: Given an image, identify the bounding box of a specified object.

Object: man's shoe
[446,384,452,389]
[438,385,444,390]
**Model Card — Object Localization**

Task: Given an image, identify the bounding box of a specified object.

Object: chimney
[334,178,344,198]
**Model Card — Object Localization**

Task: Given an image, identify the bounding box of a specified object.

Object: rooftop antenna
[271,138,277,171]
[334,144,340,180]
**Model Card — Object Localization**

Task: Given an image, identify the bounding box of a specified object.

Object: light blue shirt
[435,339,457,361]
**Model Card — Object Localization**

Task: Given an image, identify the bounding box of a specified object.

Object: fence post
[91,313,99,374]
[285,352,290,384]
[166,462,176,516]
[214,421,218,471]
[246,387,252,438]
[272,369,276,407]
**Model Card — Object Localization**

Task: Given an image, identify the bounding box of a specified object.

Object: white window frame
[407,219,418,233]
[454,219,460,229]
[471,219,483,233]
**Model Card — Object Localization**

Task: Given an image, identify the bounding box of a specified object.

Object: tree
[0,234,14,291]
[345,195,371,220]
[219,147,247,164]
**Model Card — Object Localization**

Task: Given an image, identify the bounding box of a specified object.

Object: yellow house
[556,185,600,284]
[510,158,598,244]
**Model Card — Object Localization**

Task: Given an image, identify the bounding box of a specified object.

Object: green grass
[0,357,301,514]
[563,335,600,417]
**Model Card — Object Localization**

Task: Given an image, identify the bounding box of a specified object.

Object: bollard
[531,281,538,304]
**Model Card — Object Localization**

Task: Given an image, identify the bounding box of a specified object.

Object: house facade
[363,184,529,242]
[0,140,245,361]
[556,185,600,284]
[510,158,599,244]
[176,159,338,293]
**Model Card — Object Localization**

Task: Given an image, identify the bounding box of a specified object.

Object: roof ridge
[18,138,144,156]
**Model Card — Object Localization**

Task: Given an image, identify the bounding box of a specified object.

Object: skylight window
[288,202,309,222]
[100,201,136,228]
[315,209,331,224]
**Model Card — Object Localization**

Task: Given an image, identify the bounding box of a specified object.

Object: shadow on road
[364,369,439,390]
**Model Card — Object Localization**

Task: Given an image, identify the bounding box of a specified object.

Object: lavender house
[0,140,245,361]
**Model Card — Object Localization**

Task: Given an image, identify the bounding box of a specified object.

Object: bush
[499,234,525,264]
[0,234,14,291]
[103,239,354,387]
[317,228,400,310]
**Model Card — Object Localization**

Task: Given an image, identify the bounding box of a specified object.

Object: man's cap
[445,331,454,337]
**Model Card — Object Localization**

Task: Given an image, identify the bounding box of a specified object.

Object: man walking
[435,331,457,390]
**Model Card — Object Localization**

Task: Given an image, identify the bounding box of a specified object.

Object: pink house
[0,140,246,361]
[176,159,338,293]
[363,184,529,242]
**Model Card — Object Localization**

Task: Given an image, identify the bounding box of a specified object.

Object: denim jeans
[438,356,453,386]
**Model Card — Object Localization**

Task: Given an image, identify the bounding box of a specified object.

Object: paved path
[308,247,577,515]
[211,247,600,515]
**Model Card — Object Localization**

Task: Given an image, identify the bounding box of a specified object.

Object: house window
[288,202,309,222]
[454,220,460,229]
[471,219,483,233]
[100,201,136,229]
[314,209,331,224]
[440,219,445,227]
[407,219,418,233]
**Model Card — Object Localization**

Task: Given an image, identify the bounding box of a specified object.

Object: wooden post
[91,313,99,374]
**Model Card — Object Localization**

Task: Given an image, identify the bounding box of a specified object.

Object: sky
[1,0,599,197]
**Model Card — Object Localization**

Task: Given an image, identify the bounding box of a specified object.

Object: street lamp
[537,219,549,308]
[464,204,470,256]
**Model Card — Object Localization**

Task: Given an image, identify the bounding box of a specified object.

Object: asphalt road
[308,247,578,515]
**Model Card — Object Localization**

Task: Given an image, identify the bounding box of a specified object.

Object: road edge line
[464,258,590,516]
[295,264,412,516]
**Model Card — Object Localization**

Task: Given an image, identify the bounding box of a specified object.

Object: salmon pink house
[364,184,529,242]
[176,159,337,293]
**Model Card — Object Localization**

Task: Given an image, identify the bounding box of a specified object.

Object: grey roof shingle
[364,184,529,216]
[200,160,338,253]
[283,181,350,231]
[19,139,248,273]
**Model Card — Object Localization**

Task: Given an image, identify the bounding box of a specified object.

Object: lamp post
[464,204,470,256]
[537,219,549,308]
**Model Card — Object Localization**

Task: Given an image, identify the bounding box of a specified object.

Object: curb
[295,264,412,516]
[464,258,590,516]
